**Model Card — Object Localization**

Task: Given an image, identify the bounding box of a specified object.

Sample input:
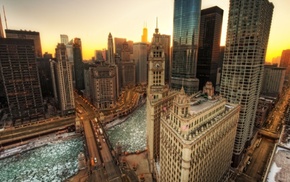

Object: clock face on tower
[153,61,162,69]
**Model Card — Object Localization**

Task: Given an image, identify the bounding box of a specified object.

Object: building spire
[0,13,4,38]
[155,17,159,34]
[3,6,8,29]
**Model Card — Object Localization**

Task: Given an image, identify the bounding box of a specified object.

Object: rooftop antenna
[155,17,159,33]
[0,13,4,38]
[3,6,8,29]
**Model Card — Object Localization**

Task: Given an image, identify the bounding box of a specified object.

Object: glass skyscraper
[171,0,201,95]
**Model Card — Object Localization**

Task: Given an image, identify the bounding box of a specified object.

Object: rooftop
[264,125,290,182]
[189,95,223,115]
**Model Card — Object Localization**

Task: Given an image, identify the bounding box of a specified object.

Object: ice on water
[0,137,84,182]
[107,104,147,153]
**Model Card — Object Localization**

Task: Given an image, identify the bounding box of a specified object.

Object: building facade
[160,85,239,182]
[171,0,201,95]
[220,0,274,167]
[0,38,44,124]
[197,6,223,90]
[89,62,118,109]
[261,64,286,97]
[5,29,42,58]
[133,42,148,84]
[50,43,75,116]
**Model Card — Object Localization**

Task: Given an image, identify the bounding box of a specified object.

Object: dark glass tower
[197,6,223,90]
[171,0,201,95]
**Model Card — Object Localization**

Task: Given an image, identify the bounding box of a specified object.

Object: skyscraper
[50,43,75,116]
[133,42,147,84]
[160,84,239,182]
[220,0,274,167]
[141,25,148,43]
[146,26,177,179]
[171,0,201,95]
[0,38,44,124]
[107,33,115,65]
[73,38,85,92]
[197,6,223,90]
[5,29,43,58]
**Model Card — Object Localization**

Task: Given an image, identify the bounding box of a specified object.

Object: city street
[234,85,290,181]
[75,94,123,182]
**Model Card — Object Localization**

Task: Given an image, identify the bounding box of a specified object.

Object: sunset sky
[1,0,289,62]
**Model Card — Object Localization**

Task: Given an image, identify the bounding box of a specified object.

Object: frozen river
[107,104,146,153]
[0,136,84,182]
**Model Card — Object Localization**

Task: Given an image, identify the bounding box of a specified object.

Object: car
[94,157,97,163]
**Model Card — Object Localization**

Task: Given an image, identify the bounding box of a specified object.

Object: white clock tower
[146,23,177,180]
[147,26,167,100]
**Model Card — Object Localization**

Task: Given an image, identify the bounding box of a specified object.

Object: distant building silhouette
[5,29,43,58]
[220,0,274,167]
[171,0,201,94]
[141,25,148,43]
[280,49,290,78]
[0,38,44,124]
[197,6,223,90]
[95,50,105,61]
[107,33,115,65]
[114,37,126,57]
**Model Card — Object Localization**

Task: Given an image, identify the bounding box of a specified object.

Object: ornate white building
[160,84,240,181]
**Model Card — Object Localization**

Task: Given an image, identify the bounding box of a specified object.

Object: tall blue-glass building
[171,0,201,95]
